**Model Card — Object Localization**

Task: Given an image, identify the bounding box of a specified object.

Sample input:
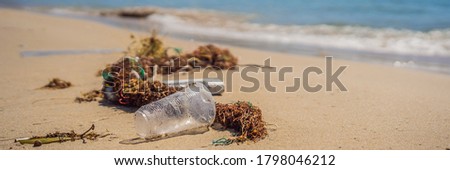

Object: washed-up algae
[124,33,238,76]
[90,34,265,144]
[41,78,72,89]
[15,124,110,147]
[103,79,181,107]
[215,101,267,144]
[75,90,103,103]
[99,33,237,106]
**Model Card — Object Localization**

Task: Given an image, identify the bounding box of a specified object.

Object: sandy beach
[0,8,449,150]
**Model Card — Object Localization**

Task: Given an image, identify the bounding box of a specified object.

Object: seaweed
[126,32,165,58]
[215,101,267,143]
[111,79,180,107]
[15,124,110,147]
[99,8,156,18]
[98,34,239,106]
[41,78,72,89]
[190,44,238,69]
[123,33,238,76]
[100,56,181,106]
[93,33,266,145]
[75,90,103,103]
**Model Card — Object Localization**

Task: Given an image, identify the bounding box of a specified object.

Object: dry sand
[0,8,449,150]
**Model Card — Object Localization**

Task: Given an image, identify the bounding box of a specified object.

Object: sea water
[2,0,450,73]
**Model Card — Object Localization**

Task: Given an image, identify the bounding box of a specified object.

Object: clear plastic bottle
[134,83,216,139]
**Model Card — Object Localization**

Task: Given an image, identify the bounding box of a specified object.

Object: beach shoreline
[1,8,449,150]
[14,5,450,75]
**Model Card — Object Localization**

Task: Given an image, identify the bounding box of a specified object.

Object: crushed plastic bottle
[164,78,225,95]
[134,82,216,139]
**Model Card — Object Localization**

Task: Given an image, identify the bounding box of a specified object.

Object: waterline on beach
[18,6,450,74]
[20,48,124,57]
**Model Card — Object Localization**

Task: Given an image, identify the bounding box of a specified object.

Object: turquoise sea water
[3,0,450,31]
[2,0,450,73]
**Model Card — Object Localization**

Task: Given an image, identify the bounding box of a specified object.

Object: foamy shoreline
[21,6,450,74]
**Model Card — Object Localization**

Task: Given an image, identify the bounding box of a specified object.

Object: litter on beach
[163,78,225,95]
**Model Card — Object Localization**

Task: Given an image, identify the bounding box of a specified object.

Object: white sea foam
[40,6,450,58]
[145,10,450,58]
[31,6,450,73]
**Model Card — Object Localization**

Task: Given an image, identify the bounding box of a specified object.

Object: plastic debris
[135,83,215,139]
[163,78,224,95]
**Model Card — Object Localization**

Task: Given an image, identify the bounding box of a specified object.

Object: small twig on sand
[80,124,95,143]
[15,124,102,147]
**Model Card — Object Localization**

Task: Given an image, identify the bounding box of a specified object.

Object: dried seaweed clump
[101,57,181,106]
[105,79,180,107]
[99,34,238,106]
[42,78,72,89]
[126,33,165,58]
[99,8,156,18]
[215,101,267,143]
[75,90,104,103]
[125,34,238,76]
[189,44,238,69]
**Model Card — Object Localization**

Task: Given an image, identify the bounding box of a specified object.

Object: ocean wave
[35,6,450,58]
[31,6,450,58]
[20,6,450,74]
[143,9,450,58]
